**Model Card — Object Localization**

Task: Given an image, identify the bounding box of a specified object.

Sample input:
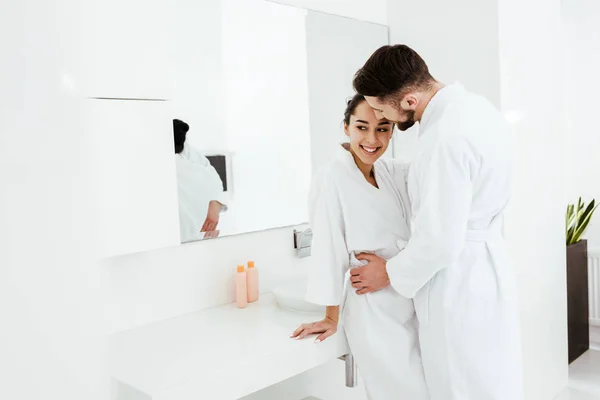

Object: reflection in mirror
[173,119,227,243]
[169,0,389,244]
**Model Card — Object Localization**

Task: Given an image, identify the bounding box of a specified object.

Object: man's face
[364,96,416,131]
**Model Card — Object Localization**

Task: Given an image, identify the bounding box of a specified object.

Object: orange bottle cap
[248,261,255,268]
[237,265,245,273]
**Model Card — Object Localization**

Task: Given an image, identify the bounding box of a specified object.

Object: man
[350,45,523,400]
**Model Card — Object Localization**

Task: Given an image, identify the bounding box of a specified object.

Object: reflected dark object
[206,155,227,191]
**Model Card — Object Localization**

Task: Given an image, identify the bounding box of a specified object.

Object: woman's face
[344,100,393,166]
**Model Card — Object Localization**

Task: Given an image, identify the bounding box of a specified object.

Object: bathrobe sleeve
[205,163,228,213]
[188,147,228,212]
[305,170,349,306]
[386,136,478,298]
[389,159,412,228]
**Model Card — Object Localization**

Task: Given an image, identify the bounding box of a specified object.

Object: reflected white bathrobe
[386,83,523,400]
[175,146,227,243]
[306,146,429,400]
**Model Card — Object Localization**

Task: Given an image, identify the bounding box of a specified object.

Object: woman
[173,119,227,242]
[291,95,429,399]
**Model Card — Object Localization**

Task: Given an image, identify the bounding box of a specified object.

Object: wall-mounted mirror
[169,0,389,244]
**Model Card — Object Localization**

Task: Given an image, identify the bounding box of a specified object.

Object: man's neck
[415,81,445,123]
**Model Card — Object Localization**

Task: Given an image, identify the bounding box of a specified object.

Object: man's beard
[395,110,416,131]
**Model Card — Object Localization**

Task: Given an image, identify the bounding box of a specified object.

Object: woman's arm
[200,200,222,232]
[305,170,348,305]
[295,168,347,342]
[290,306,339,343]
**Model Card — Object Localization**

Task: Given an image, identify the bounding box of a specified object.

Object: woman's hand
[203,230,220,240]
[201,201,222,232]
[290,316,338,343]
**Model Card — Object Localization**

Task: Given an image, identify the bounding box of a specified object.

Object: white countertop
[109,294,350,400]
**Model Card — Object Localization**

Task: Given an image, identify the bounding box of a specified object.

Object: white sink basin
[272,279,325,314]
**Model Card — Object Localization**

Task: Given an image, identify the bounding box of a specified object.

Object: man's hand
[349,253,390,295]
[201,201,222,232]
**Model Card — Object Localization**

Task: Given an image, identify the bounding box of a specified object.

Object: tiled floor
[556,350,600,399]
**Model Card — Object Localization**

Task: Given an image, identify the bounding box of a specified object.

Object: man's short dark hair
[353,45,434,100]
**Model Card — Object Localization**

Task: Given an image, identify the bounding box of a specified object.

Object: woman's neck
[354,154,374,180]
[342,144,374,181]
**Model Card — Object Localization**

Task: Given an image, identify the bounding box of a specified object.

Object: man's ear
[402,95,419,111]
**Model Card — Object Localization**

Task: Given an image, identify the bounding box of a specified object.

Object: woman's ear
[344,122,350,137]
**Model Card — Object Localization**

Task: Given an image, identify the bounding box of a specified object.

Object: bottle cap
[248,261,255,268]
[237,265,245,273]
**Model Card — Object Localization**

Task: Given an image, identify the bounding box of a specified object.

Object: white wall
[389,1,569,399]
[86,0,182,259]
[82,0,170,100]
[0,0,109,399]
[90,99,181,258]
[562,0,600,247]
[499,1,569,399]
[267,0,387,25]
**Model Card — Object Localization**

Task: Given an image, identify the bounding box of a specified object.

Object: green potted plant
[566,198,597,363]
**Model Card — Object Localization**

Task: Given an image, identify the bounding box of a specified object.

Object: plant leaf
[567,207,578,244]
[566,203,579,245]
[567,203,574,219]
[583,199,596,218]
[572,201,598,243]
[566,204,576,231]
[567,225,577,245]
[575,199,588,231]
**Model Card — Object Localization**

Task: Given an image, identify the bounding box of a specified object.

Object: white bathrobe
[306,145,429,400]
[175,146,227,243]
[386,83,523,400]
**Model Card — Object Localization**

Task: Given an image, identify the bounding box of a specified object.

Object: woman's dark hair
[353,44,434,100]
[173,119,189,154]
[343,94,366,125]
